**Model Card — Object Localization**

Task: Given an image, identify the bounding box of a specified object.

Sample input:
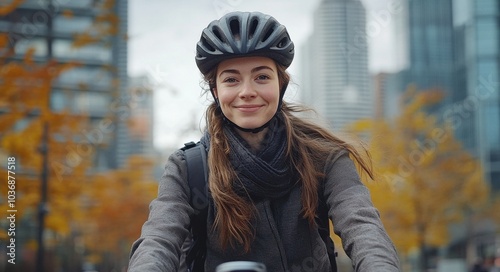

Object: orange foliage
[81,155,157,261]
[0,2,159,269]
[0,33,9,48]
[62,9,74,18]
[0,56,78,113]
[72,0,120,48]
[0,0,25,15]
[0,44,91,237]
[348,89,489,254]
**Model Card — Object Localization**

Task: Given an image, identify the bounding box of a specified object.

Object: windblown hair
[203,63,374,252]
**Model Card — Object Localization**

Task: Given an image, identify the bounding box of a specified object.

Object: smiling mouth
[235,105,263,112]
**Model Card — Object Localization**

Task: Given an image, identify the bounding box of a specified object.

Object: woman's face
[214,56,280,130]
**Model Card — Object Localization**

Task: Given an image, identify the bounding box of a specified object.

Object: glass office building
[453,0,499,191]
[408,0,456,108]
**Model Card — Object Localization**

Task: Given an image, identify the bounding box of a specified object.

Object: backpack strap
[317,188,338,272]
[181,141,208,272]
[182,141,209,212]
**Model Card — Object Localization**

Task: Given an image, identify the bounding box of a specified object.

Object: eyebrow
[218,65,275,78]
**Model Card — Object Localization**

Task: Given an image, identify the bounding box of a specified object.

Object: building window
[57,67,113,88]
[53,15,93,34]
[53,39,111,62]
[51,89,67,112]
[476,61,499,100]
[21,0,44,5]
[51,89,111,116]
[55,0,95,9]
[490,172,500,191]
[475,0,498,16]
[14,38,48,57]
[476,19,498,56]
[0,20,10,31]
[482,104,500,149]
[74,91,111,115]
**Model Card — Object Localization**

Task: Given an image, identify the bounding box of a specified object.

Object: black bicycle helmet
[195,11,294,75]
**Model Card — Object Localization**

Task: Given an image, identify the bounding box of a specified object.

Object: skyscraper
[452,0,500,191]
[408,0,455,107]
[301,0,373,131]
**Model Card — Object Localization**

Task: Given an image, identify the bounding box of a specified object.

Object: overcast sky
[128,0,407,150]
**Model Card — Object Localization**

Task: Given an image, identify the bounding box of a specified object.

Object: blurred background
[0,0,498,271]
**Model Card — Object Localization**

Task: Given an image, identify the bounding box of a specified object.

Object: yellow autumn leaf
[350,88,490,256]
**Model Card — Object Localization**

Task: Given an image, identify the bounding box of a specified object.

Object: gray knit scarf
[223,116,295,199]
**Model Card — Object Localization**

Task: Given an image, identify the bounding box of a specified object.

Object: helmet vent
[201,36,215,52]
[249,19,259,39]
[229,19,241,41]
[277,37,289,48]
[212,26,223,42]
[261,25,275,43]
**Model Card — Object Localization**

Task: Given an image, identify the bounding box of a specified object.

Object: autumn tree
[348,88,490,271]
[70,155,156,271]
[0,4,100,272]
[1,1,156,271]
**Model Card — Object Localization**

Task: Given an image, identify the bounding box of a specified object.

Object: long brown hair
[203,62,374,252]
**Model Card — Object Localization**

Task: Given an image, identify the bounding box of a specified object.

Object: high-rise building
[0,0,129,170]
[301,0,373,131]
[452,0,500,191]
[407,0,455,108]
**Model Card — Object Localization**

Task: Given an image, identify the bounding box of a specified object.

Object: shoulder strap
[181,141,208,272]
[182,141,209,212]
[317,190,338,272]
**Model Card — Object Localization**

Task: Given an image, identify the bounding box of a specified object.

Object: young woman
[129,11,400,272]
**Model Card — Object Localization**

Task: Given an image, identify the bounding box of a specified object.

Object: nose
[239,81,257,99]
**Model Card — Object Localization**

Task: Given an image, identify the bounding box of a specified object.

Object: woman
[129,11,400,272]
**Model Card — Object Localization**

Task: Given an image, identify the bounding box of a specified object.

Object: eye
[223,77,238,83]
[256,74,270,81]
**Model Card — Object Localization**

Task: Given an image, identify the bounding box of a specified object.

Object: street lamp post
[36,122,49,272]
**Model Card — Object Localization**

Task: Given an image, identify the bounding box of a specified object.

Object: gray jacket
[128,148,400,272]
